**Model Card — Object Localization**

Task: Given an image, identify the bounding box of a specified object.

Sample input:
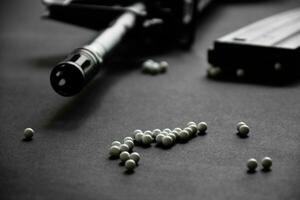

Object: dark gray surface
[0,0,300,199]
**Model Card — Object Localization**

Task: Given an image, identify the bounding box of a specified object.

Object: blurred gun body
[43,0,213,96]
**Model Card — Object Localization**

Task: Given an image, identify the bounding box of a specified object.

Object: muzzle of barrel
[50,48,101,96]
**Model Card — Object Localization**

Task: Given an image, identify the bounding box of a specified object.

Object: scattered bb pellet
[247,158,258,171]
[162,136,173,148]
[135,132,144,143]
[111,141,121,146]
[129,152,140,163]
[236,122,246,131]
[120,151,130,162]
[156,134,164,144]
[24,128,34,140]
[159,61,168,73]
[125,159,136,171]
[141,60,169,75]
[261,157,272,170]
[197,122,207,134]
[108,120,273,175]
[124,140,134,151]
[142,134,153,145]
[238,124,250,137]
[123,137,133,142]
[109,146,121,157]
[120,144,129,152]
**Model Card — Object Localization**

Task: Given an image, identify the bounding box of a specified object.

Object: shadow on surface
[205,73,300,88]
[43,59,141,131]
[27,54,66,68]
[221,0,283,4]
[123,170,135,175]
[236,132,249,139]
[261,168,272,173]
[247,170,257,174]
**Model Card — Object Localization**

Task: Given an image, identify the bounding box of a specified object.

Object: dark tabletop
[1,0,300,200]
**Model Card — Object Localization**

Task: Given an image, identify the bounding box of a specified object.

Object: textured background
[0,0,300,199]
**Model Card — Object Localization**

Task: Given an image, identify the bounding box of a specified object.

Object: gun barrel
[50,3,145,96]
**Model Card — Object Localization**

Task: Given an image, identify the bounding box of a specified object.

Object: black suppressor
[50,3,145,96]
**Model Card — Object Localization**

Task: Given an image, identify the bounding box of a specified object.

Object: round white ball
[184,127,193,137]
[207,66,222,78]
[247,158,258,171]
[135,132,144,143]
[179,130,189,141]
[150,62,160,75]
[189,125,198,135]
[123,137,133,142]
[236,68,245,78]
[161,131,169,136]
[109,145,121,157]
[111,141,121,146]
[163,128,172,133]
[162,136,173,147]
[238,125,250,136]
[236,122,246,131]
[152,129,161,138]
[120,144,129,152]
[130,152,140,163]
[261,157,272,170]
[125,159,136,171]
[274,62,282,71]
[187,121,196,127]
[168,132,177,141]
[144,130,153,137]
[142,134,153,145]
[24,128,34,140]
[120,151,130,162]
[142,60,155,73]
[159,61,168,73]
[133,129,143,136]
[173,128,182,133]
[198,122,207,133]
[124,140,134,150]
[172,131,181,140]
[156,134,164,144]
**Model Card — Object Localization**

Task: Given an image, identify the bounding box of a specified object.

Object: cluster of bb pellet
[236,122,273,172]
[109,121,208,171]
[109,121,273,173]
[142,60,168,75]
[247,157,272,172]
